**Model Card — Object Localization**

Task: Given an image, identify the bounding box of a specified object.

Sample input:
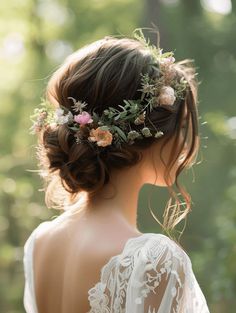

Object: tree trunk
[140,0,169,49]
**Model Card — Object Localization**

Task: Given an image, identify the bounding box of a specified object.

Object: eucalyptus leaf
[130,107,138,114]
[118,104,126,111]
[123,100,131,107]
[113,126,127,141]
[68,126,80,131]
[119,111,127,118]
[92,112,99,120]
[99,125,110,131]
[114,114,120,121]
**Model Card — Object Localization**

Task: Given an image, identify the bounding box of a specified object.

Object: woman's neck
[83,163,145,232]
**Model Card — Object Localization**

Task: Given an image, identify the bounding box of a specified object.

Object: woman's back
[23,209,210,313]
[28,209,142,313]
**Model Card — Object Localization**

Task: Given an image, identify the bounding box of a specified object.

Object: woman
[23,30,210,313]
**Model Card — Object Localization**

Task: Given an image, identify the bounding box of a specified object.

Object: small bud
[141,127,152,137]
[155,131,164,138]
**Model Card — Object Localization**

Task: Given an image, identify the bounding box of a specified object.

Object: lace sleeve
[126,234,210,313]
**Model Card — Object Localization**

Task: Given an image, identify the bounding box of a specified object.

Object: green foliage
[0,0,143,311]
[157,2,236,312]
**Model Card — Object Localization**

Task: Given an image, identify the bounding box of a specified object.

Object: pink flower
[166,56,175,64]
[160,56,175,67]
[74,111,93,125]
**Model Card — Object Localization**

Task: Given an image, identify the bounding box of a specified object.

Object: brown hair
[35,33,199,233]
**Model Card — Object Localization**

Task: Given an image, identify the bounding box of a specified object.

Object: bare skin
[33,135,186,313]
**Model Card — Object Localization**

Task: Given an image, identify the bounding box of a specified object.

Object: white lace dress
[23,221,210,313]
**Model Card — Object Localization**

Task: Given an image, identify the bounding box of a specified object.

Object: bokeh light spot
[201,0,232,15]
[2,178,16,194]
[0,32,25,61]
[45,40,73,63]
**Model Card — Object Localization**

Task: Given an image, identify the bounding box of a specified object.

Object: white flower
[55,108,65,117]
[159,86,176,105]
[54,110,73,125]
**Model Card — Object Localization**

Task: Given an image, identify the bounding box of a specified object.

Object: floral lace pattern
[87,234,210,313]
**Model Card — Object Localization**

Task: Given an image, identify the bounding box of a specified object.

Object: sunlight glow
[45,40,73,62]
[201,0,232,15]
[36,0,69,25]
[1,32,25,61]
[227,116,236,139]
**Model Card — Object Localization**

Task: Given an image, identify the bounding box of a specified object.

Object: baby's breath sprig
[29,98,54,134]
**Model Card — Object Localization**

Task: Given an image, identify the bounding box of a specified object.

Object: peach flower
[88,127,113,147]
[74,111,93,125]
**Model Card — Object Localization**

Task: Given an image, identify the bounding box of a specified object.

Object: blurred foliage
[0,0,236,312]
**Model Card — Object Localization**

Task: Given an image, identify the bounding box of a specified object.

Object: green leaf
[113,126,127,141]
[123,100,131,107]
[161,51,174,58]
[114,114,120,121]
[99,125,110,131]
[69,126,80,131]
[130,106,139,114]
[92,112,99,119]
[108,107,119,113]
[119,111,127,118]
[118,104,126,111]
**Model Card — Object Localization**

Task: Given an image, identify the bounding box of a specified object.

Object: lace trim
[88,234,210,313]
[87,233,150,312]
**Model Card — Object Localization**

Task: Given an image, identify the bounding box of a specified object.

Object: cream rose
[159,86,176,105]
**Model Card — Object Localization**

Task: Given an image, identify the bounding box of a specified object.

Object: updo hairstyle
[36,34,199,230]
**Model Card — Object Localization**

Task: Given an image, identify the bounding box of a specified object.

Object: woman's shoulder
[146,232,191,262]
[26,219,53,238]
[121,232,194,290]
[24,211,71,245]
[23,218,59,254]
[123,232,192,271]
[133,232,189,254]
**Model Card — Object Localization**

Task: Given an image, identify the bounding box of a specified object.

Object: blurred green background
[0,0,236,312]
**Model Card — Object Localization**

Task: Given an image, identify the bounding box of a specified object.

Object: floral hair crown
[30,36,188,148]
